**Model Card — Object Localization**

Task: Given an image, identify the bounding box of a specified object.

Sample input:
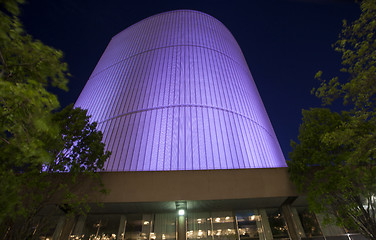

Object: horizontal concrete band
[86,168,299,203]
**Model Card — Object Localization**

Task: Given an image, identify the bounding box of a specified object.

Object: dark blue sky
[20,0,360,160]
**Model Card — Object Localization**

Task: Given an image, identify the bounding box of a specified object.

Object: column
[258,209,273,240]
[117,215,127,240]
[176,201,187,240]
[52,216,66,240]
[72,215,87,236]
[281,204,304,240]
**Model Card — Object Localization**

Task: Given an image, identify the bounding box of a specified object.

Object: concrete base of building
[24,168,366,240]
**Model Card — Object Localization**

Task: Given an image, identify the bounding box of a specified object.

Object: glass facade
[236,211,261,240]
[266,209,289,239]
[42,207,366,240]
[80,214,121,239]
[64,213,176,240]
[295,208,323,239]
[187,211,236,240]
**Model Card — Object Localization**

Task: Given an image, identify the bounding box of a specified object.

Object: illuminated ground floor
[40,168,366,240]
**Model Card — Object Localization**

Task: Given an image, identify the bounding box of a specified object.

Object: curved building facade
[75,10,286,171]
[26,11,361,240]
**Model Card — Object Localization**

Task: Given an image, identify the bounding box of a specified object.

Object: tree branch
[0,136,10,144]
[0,48,8,71]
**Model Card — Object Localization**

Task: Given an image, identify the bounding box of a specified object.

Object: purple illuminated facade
[75,10,287,171]
[29,11,358,240]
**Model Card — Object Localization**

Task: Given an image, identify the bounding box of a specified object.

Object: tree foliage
[289,108,376,237]
[289,0,376,239]
[0,1,110,239]
[0,105,110,240]
[0,0,67,168]
[51,105,110,174]
[313,0,376,112]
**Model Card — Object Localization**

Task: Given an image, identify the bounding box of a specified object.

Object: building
[52,10,356,240]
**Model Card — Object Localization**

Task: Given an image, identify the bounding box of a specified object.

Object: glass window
[236,211,261,240]
[266,208,289,239]
[296,207,322,238]
[187,212,212,240]
[153,213,176,240]
[125,214,146,240]
[126,213,176,240]
[212,211,236,240]
[31,215,61,239]
[81,214,121,239]
[187,211,236,240]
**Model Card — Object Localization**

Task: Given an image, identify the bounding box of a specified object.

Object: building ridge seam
[88,44,247,80]
[96,103,275,139]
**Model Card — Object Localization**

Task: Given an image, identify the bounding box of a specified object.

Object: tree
[0,1,110,239]
[288,0,376,239]
[1,0,66,221]
[0,105,110,240]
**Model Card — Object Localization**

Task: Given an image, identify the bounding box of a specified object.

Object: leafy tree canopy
[0,1,110,239]
[289,1,376,239]
[313,0,376,113]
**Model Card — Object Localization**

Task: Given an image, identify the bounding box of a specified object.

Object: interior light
[178,209,185,216]
[144,221,150,225]
[225,216,230,220]
[215,217,220,222]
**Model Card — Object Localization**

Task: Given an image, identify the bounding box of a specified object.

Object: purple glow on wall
[75,10,287,171]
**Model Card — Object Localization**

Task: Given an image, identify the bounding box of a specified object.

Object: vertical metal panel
[75,10,287,171]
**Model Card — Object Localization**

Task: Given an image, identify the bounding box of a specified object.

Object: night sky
[20,0,360,160]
